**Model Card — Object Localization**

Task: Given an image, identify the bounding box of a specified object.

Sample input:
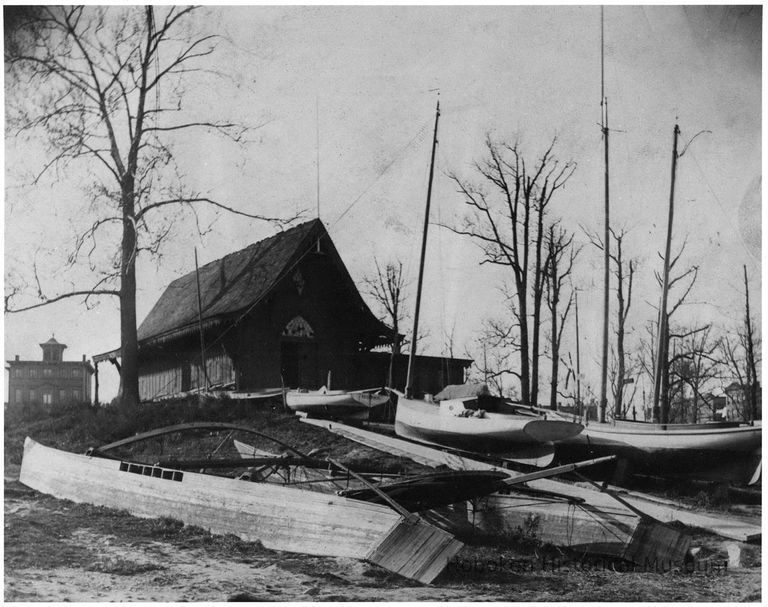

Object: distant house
[6,337,94,406]
[722,381,761,421]
[94,219,471,402]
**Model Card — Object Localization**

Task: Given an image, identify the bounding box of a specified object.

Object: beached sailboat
[19,422,511,583]
[285,385,389,419]
[551,415,762,484]
[395,383,583,454]
[553,12,762,485]
[391,101,583,455]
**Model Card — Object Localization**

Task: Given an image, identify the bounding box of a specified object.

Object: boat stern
[523,419,584,443]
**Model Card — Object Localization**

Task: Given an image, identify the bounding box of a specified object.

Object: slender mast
[195,248,210,390]
[316,96,320,219]
[575,291,582,419]
[652,123,680,423]
[405,99,441,398]
[599,6,610,423]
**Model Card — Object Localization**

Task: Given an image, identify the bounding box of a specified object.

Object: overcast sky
[4,4,761,404]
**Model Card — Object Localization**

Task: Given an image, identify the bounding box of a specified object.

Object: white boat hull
[395,396,583,453]
[18,437,462,583]
[285,388,389,419]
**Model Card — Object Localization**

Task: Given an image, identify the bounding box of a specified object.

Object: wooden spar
[328,457,416,520]
[405,99,441,398]
[157,456,327,469]
[194,248,210,390]
[743,265,758,421]
[574,291,582,417]
[599,5,610,423]
[500,455,617,487]
[652,124,680,423]
[90,422,311,459]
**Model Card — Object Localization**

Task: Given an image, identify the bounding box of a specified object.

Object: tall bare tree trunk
[119,187,140,408]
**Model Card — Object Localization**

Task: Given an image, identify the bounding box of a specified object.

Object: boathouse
[93,219,470,402]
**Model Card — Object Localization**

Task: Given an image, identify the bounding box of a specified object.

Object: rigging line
[329,118,432,230]
[687,148,752,259]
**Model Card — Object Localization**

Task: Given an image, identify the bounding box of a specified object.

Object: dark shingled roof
[137,219,325,343]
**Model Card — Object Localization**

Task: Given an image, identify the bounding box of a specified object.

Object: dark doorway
[280,340,318,388]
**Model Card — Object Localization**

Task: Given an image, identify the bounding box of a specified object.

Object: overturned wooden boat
[285,386,390,420]
[395,384,583,454]
[19,423,473,583]
[551,416,762,485]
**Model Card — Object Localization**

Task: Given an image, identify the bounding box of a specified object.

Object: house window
[59,389,67,402]
[42,392,52,405]
[72,389,81,401]
[72,367,82,377]
[14,389,22,404]
[29,368,38,378]
[29,389,36,402]
[43,367,53,377]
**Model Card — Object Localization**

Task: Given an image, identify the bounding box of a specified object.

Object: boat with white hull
[19,428,465,583]
[285,386,389,419]
[394,387,583,454]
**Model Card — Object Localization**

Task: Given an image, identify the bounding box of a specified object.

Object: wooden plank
[615,493,761,544]
[622,518,691,566]
[366,517,463,584]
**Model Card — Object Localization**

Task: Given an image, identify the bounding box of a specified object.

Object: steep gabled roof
[137,219,325,343]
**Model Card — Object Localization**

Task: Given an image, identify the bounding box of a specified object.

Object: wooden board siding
[138,348,234,401]
[19,438,462,583]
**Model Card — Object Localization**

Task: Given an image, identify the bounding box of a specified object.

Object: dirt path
[4,475,761,602]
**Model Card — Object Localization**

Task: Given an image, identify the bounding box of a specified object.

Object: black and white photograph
[4,4,761,602]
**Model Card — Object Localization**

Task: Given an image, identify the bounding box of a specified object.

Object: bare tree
[467,320,520,399]
[543,223,577,410]
[651,240,700,423]
[667,324,720,422]
[363,258,406,388]
[584,226,637,418]
[446,135,575,407]
[720,281,762,423]
[5,7,291,409]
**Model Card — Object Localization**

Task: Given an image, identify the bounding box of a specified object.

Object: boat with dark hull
[551,416,762,485]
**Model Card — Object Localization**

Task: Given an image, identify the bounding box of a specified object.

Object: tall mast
[195,248,210,390]
[652,123,680,423]
[575,290,582,419]
[598,5,610,423]
[405,99,441,398]
[316,96,320,219]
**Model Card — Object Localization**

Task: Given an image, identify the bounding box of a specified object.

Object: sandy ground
[4,468,762,603]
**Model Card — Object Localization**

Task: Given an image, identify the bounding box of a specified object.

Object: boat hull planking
[19,437,461,583]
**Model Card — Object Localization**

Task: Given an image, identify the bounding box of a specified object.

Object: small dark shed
[94,219,470,401]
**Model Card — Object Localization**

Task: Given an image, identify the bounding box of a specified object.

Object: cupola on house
[94,219,470,402]
[7,336,94,406]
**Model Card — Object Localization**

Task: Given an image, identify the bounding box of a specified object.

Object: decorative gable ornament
[292,270,305,295]
[283,316,314,339]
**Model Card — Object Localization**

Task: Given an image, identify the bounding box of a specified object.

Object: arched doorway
[280,316,318,388]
